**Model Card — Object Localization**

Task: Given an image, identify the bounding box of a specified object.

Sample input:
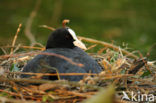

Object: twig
[39,25,56,31]
[0,97,38,103]
[31,42,45,48]
[0,47,7,54]
[0,89,23,99]
[128,58,147,74]
[0,52,83,67]
[86,44,97,51]
[1,45,44,50]
[100,74,134,80]
[0,77,102,90]
[78,36,138,59]
[10,24,22,54]
[41,63,61,80]
[12,44,21,54]
[97,47,107,54]
[56,90,91,98]
[7,72,98,76]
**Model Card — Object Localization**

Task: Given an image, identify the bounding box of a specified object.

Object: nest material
[0,37,155,103]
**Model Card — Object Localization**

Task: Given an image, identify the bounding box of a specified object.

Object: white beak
[73,39,87,50]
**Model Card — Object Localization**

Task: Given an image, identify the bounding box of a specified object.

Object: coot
[22,27,102,81]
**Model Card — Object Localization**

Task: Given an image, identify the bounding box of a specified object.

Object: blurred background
[0,0,156,60]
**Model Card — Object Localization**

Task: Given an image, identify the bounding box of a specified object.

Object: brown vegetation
[0,24,155,102]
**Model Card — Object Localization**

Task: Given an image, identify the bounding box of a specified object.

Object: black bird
[22,27,102,81]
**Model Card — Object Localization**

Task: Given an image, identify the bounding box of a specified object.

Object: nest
[0,24,155,103]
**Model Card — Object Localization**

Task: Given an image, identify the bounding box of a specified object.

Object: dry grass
[0,25,155,103]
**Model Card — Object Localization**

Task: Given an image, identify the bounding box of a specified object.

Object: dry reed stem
[7,72,98,76]
[1,45,44,50]
[40,64,61,80]
[0,77,102,90]
[12,44,21,54]
[86,44,97,51]
[0,89,23,99]
[0,97,38,103]
[31,42,45,48]
[10,24,22,55]
[55,90,91,98]
[97,47,107,54]
[39,25,56,31]
[99,74,134,79]
[78,36,138,59]
[0,47,7,54]
[0,52,83,67]
[0,89,40,101]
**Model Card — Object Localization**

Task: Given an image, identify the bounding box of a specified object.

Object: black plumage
[22,27,102,81]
